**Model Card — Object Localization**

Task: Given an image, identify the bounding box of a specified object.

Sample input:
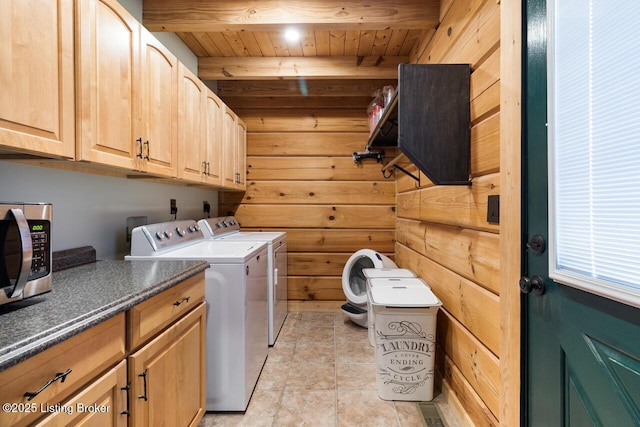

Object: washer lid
[370,285,441,307]
[362,268,416,279]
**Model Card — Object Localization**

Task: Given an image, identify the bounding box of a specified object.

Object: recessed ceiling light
[284,28,300,42]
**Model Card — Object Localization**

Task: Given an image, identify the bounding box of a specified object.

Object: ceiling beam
[216,79,398,97]
[198,56,407,80]
[142,0,440,32]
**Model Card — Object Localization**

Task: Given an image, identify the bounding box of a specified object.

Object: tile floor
[199,312,460,427]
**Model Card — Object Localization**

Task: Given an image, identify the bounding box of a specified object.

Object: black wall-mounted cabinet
[367,64,471,185]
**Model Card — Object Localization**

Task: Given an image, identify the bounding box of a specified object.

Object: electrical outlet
[170,199,177,218]
[487,195,500,224]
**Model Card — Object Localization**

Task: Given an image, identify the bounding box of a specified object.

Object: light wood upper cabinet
[76,0,177,177]
[222,108,247,191]
[3,0,244,189]
[0,0,75,158]
[236,118,247,190]
[203,90,224,186]
[76,0,138,170]
[177,63,206,183]
[136,28,178,177]
[222,107,238,188]
[177,64,226,187]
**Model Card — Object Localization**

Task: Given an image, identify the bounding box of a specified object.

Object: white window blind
[549,0,640,307]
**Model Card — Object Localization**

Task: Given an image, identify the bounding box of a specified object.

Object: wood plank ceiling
[142,0,440,80]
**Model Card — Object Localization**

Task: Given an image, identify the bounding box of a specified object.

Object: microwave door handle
[6,208,33,298]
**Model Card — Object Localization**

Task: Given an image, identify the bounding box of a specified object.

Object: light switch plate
[487,195,500,224]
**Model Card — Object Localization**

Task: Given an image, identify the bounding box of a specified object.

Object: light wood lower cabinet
[0,314,126,427]
[128,302,206,427]
[127,273,205,351]
[0,274,206,427]
[34,360,128,427]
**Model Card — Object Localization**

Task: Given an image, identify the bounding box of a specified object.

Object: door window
[548,0,640,307]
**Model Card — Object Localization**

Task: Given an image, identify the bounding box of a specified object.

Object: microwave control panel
[29,219,51,279]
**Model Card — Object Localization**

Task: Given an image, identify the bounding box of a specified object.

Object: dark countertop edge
[0,261,208,371]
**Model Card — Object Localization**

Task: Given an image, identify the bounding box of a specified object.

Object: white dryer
[126,219,268,412]
[198,216,287,346]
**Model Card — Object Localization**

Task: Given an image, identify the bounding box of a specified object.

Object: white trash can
[362,269,420,346]
[370,283,442,401]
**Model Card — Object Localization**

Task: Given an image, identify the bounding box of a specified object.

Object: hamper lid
[370,285,441,307]
[362,268,416,279]
[368,277,430,289]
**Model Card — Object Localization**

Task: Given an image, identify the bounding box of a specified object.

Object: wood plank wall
[217,0,507,424]
[395,0,502,425]
[218,79,398,311]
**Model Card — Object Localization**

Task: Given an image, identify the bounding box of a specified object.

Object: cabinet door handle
[120,382,130,416]
[136,137,143,158]
[144,140,150,160]
[202,161,207,175]
[173,296,191,307]
[138,369,148,401]
[24,369,72,401]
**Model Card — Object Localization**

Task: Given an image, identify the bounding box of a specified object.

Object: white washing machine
[126,219,268,412]
[198,216,287,346]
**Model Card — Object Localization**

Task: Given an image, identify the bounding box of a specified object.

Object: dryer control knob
[156,231,164,240]
[176,226,186,236]
[164,230,172,239]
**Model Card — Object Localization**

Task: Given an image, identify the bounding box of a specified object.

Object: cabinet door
[0,0,74,158]
[129,303,206,427]
[177,64,205,183]
[222,107,237,188]
[0,315,125,427]
[137,28,178,177]
[34,360,128,427]
[235,118,247,190]
[203,89,223,186]
[76,0,138,170]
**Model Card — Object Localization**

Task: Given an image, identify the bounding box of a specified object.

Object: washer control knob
[194,224,201,231]
[156,231,164,240]
[176,226,186,236]
[164,230,172,239]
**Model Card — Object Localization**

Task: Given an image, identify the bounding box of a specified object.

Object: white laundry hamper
[340,249,397,327]
[362,269,421,346]
[370,283,442,401]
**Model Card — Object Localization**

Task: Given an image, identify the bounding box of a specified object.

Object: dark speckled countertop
[0,260,208,371]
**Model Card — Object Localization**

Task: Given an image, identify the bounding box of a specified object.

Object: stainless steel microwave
[0,202,52,306]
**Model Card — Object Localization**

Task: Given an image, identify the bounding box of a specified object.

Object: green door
[524,1,640,426]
